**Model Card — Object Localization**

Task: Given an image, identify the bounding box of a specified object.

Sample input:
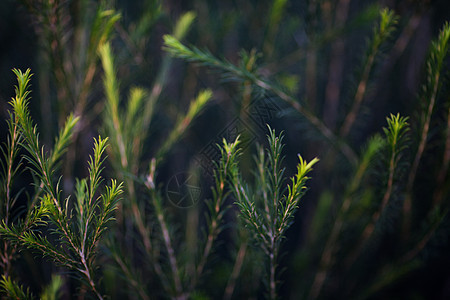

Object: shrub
[1,1,449,299]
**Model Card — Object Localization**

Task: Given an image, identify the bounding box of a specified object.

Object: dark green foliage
[223,129,318,299]
[1,1,450,299]
[0,275,33,300]
[1,69,123,299]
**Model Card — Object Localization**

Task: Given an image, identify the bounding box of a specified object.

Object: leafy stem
[223,127,318,300]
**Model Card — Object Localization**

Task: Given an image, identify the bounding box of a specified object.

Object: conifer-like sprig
[10,69,78,201]
[280,155,319,236]
[343,114,410,268]
[224,127,318,300]
[163,35,242,78]
[193,137,241,288]
[99,12,210,298]
[9,69,79,250]
[149,188,185,299]
[163,35,357,165]
[1,274,63,300]
[100,39,213,171]
[404,22,450,231]
[0,108,24,277]
[340,8,398,137]
[0,112,23,214]
[1,69,123,300]
[381,114,409,208]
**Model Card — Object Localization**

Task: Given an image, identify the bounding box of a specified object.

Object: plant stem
[254,77,358,165]
[164,36,358,165]
[4,115,20,229]
[269,250,277,300]
[224,242,247,300]
[404,72,440,235]
[194,176,225,286]
[80,256,103,300]
[339,51,375,137]
[152,192,185,299]
[344,145,396,268]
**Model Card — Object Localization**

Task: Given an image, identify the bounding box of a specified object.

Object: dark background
[1,0,450,299]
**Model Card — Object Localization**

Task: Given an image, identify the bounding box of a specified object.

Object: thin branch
[163,36,358,165]
[223,242,247,300]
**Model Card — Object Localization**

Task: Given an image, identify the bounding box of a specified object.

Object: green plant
[224,128,318,299]
[162,6,450,299]
[0,69,122,299]
[1,1,450,299]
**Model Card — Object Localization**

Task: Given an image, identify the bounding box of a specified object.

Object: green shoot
[1,69,123,300]
[225,127,318,300]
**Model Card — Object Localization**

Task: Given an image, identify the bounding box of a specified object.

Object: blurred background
[1,0,450,299]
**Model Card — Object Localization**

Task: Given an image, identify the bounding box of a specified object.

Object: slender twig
[355,115,408,264]
[152,190,185,299]
[163,36,358,165]
[404,74,440,233]
[344,152,395,267]
[226,131,317,300]
[309,137,381,299]
[404,23,450,233]
[223,242,247,300]
[254,78,358,165]
[80,256,103,300]
[194,160,228,287]
[1,114,22,277]
[339,51,375,137]
[340,9,398,137]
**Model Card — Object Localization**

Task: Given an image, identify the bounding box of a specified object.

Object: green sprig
[223,126,318,300]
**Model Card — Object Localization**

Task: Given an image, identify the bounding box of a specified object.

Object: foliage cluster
[0,0,449,299]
